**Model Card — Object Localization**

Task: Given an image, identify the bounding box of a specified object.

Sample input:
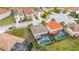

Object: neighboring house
[31,13,42,26]
[13,8,33,23]
[46,20,65,40]
[65,21,79,39]
[0,33,32,51]
[13,8,25,24]
[23,8,33,20]
[0,8,11,20]
[46,20,63,34]
[30,24,52,46]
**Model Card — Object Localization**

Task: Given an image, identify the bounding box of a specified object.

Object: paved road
[0,13,78,33]
[0,21,32,31]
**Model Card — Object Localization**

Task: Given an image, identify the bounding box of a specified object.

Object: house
[13,8,33,23]
[46,20,65,40]
[13,8,25,24]
[30,24,52,46]
[0,33,32,51]
[0,8,11,20]
[65,21,79,39]
[23,8,33,20]
[46,20,63,34]
[31,13,42,25]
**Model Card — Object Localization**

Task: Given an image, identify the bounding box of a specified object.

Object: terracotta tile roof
[0,8,8,14]
[47,21,62,30]
[23,8,33,14]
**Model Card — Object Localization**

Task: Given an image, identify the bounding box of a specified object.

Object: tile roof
[23,8,33,14]
[0,8,8,14]
[47,21,62,30]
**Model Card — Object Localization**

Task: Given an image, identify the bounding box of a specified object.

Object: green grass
[40,37,79,51]
[7,27,79,51]
[0,16,15,26]
[7,28,28,38]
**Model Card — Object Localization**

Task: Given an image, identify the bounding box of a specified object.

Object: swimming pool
[55,31,65,40]
[37,35,52,46]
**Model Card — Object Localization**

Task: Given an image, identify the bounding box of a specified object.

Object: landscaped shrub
[28,42,33,51]
[60,22,65,26]
[41,11,49,18]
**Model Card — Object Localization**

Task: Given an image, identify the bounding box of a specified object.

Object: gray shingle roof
[30,24,48,37]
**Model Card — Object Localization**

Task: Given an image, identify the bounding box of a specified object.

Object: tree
[69,11,78,18]
[41,11,49,18]
[52,7,60,13]
[63,8,68,14]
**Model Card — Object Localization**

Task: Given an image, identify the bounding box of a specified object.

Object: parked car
[9,26,16,30]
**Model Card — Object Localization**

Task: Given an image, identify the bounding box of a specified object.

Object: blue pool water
[37,36,51,46]
[55,31,65,40]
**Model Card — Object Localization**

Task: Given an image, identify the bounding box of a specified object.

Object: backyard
[7,28,30,39]
[41,39,79,51]
[0,16,15,26]
[6,27,79,51]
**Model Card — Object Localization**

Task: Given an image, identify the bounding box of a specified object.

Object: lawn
[7,27,79,51]
[7,27,40,50]
[39,36,79,51]
[7,28,29,38]
[0,16,15,26]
